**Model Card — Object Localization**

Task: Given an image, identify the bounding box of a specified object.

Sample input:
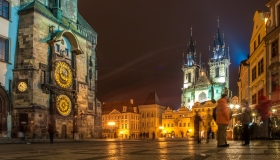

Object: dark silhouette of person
[194,111,202,144]
[206,127,212,143]
[48,124,55,144]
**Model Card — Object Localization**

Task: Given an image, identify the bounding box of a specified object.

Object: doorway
[61,125,67,139]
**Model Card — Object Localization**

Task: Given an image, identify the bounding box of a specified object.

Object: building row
[0,0,102,139]
[237,0,280,117]
[102,92,218,139]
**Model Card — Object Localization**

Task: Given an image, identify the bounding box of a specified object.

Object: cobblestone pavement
[0,138,280,160]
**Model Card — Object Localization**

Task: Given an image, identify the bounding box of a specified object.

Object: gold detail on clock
[18,82,27,92]
[56,95,71,116]
[54,61,73,88]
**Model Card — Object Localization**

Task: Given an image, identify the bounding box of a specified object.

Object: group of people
[194,93,273,147]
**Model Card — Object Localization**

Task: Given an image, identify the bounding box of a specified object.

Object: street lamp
[108,122,116,138]
[159,126,164,137]
[252,113,256,122]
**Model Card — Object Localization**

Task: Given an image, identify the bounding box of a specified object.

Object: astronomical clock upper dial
[54,61,73,88]
[56,95,71,116]
[18,81,27,92]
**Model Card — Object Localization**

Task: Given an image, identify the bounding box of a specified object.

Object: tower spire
[228,45,230,60]
[182,52,185,66]
[199,52,201,65]
[217,16,219,28]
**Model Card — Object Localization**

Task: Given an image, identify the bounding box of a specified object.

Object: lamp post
[252,113,256,123]
[159,126,164,137]
[229,103,240,140]
[108,122,115,138]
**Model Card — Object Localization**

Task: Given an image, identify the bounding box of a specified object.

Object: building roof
[102,100,138,115]
[143,92,161,105]
[19,0,96,34]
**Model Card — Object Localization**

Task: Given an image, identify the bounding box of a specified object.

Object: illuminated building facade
[161,106,193,137]
[161,101,217,138]
[182,20,231,109]
[237,60,249,103]
[11,0,99,139]
[138,92,166,138]
[265,0,280,103]
[247,11,267,105]
[102,99,140,138]
[0,0,20,138]
[264,0,280,116]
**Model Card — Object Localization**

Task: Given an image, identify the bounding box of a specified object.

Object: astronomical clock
[56,95,72,116]
[54,61,73,88]
[52,61,74,116]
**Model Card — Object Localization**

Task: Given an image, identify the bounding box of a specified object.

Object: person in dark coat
[240,99,252,146]
[194,111,202,144]
[152,132,155,139]
[48,124,55,144]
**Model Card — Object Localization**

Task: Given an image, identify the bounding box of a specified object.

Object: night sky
[78,0,268,109]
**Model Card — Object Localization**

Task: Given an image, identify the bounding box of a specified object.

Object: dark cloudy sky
[78,0,268,109]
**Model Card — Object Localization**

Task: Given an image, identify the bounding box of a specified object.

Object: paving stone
[0,139,280,159]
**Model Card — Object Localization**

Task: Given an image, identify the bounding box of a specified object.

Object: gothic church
[182,21,231,109]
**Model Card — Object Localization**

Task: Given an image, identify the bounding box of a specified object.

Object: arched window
[215,67,219,77]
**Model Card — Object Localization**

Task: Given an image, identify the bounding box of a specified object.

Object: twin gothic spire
[183,18,230,67]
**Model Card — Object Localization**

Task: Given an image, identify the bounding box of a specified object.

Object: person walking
[239,99,252,146]
[194,111,202,144]
[47,124,55,144]
[206,126,212,143]
[255,96,272,139]
[216,94,231,147]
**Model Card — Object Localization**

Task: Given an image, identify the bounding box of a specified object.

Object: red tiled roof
[102,100,138,115]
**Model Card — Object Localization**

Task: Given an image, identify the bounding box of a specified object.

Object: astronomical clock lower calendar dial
[56,95,71,116]
[54,61,73,88]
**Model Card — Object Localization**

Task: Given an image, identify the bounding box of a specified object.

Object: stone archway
[0,83,10,136]
[50,30,84,55]
[61,124,67,139]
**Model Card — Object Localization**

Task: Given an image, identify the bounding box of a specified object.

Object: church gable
[110,109,121,115]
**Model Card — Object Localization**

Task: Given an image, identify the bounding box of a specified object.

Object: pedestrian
[186,130,189,139]
[239,99,252,146]
[47,124,55,144]
[18,124,24,140]
[201,130,205,140]
[216,94,231,147]
[194,111,202,144]
[206,127,212,143]
[255,96,272,139]
[152,132,155,139]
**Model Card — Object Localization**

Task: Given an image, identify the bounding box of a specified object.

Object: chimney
[130,99,134,104]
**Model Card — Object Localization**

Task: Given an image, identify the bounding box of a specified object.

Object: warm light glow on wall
[108,122,115,126]
[265,18,268,24]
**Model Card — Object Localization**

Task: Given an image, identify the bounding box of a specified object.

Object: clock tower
[12,0,99,139]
